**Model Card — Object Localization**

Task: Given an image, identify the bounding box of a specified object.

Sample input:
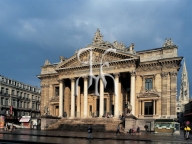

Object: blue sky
[0,0,191,97]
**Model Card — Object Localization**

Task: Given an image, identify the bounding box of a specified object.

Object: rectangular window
[12,100,16,106]
[144,102,153,115]
[1,98,4,105]
[12,90,15,95]
[5,99,8,106]
[145,78,153,90]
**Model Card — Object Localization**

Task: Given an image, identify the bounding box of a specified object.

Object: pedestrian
[184,124,191,139]
[9,123,13,132]
[5,123,8,131]
[136,126,141,135]
[87,125,93,139]
[116,124,121,136]
[144,124,148,133]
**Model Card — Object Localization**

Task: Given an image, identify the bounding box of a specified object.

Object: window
[32,103,35,109]
[145,78,153,90]
[12,90,15,95]
[6,88,9,95]
[144,102,153,115]
[1,87,4,93]
[55,87,59,96]
[12,100,16,106]
[5,99,8,106]
[1,98,4,105]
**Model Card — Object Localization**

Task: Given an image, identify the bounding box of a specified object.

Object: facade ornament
[131,71,136,76]
[163,38,174,47]
[161,72,169,77]
[113,41,126,50]
[113,73,119,78]
[125,101,132,115]
[44,106,50,115]
[59,56,67,62]
[44,59,51,66]
[92,28,103,44]
[170,71,177,77]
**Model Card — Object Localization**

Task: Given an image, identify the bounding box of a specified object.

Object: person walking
[9,123,13,132]
[184,124,191,139]
[144,124,148,133]
[116,124,121,136]
[87,125,93,139]
[136,126,141,135]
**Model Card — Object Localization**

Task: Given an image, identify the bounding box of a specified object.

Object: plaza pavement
[0,129,191,143]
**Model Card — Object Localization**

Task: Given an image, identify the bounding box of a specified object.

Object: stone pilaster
[161,72,168,116]
[170,71,177,117]
[153,100,156,115]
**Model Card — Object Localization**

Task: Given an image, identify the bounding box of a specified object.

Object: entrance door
[55,106,59,116]
[144,102,153,115]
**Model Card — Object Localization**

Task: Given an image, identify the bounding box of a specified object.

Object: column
[139,100,141,115]
[77,85,81,117]
[99,79,104,117]
[59,79,64,117]
[70,78,75,118]
[118,81,122,115]
[107,96,110,113]
[84,77,88,118]
[114,73,119,118]
[130,71,136,115]
[153,100,156,115]
[142,101,144,115]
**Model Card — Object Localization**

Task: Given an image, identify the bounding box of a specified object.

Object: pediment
[138,89,160,98]
[55,47,139,70]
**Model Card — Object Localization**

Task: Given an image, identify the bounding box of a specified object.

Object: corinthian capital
[161,72,169,77]
[131,71,136,76]
[170,71,177,77]
[113,73,119,78]
[57,79,64,83]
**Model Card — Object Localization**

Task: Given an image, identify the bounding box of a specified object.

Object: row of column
[58,72,136,118]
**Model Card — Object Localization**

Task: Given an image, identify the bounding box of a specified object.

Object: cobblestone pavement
[0,129,191,143]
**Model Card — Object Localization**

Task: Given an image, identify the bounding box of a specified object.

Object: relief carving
[161,72,169,77]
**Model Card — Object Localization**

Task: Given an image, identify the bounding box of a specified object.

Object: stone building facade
[0,75,41,118]
[38,29,182,120]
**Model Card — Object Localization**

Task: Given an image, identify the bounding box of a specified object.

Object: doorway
[144,102,153,115]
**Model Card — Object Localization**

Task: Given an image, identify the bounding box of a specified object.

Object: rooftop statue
[44,59,51,66]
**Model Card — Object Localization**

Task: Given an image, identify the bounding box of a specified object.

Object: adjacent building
[38,29,182,123]
[176,59,190,123]
[0,75,41,119]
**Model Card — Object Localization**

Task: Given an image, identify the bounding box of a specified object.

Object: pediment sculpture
[44,60,51,66]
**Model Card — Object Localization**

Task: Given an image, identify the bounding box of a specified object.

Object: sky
[0,0,192,97]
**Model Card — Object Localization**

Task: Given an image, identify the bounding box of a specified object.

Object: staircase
[47,118,122,132]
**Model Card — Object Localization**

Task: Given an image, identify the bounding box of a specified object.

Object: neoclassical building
[38,29,182,120]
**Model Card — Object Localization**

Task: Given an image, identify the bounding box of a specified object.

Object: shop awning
[19,117,30,122]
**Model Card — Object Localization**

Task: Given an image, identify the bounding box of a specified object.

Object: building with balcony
[0,75,41,119]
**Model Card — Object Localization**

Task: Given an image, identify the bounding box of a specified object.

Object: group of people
[102,113,113,118]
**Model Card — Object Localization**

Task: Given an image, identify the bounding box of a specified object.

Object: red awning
[19,117,30,122]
